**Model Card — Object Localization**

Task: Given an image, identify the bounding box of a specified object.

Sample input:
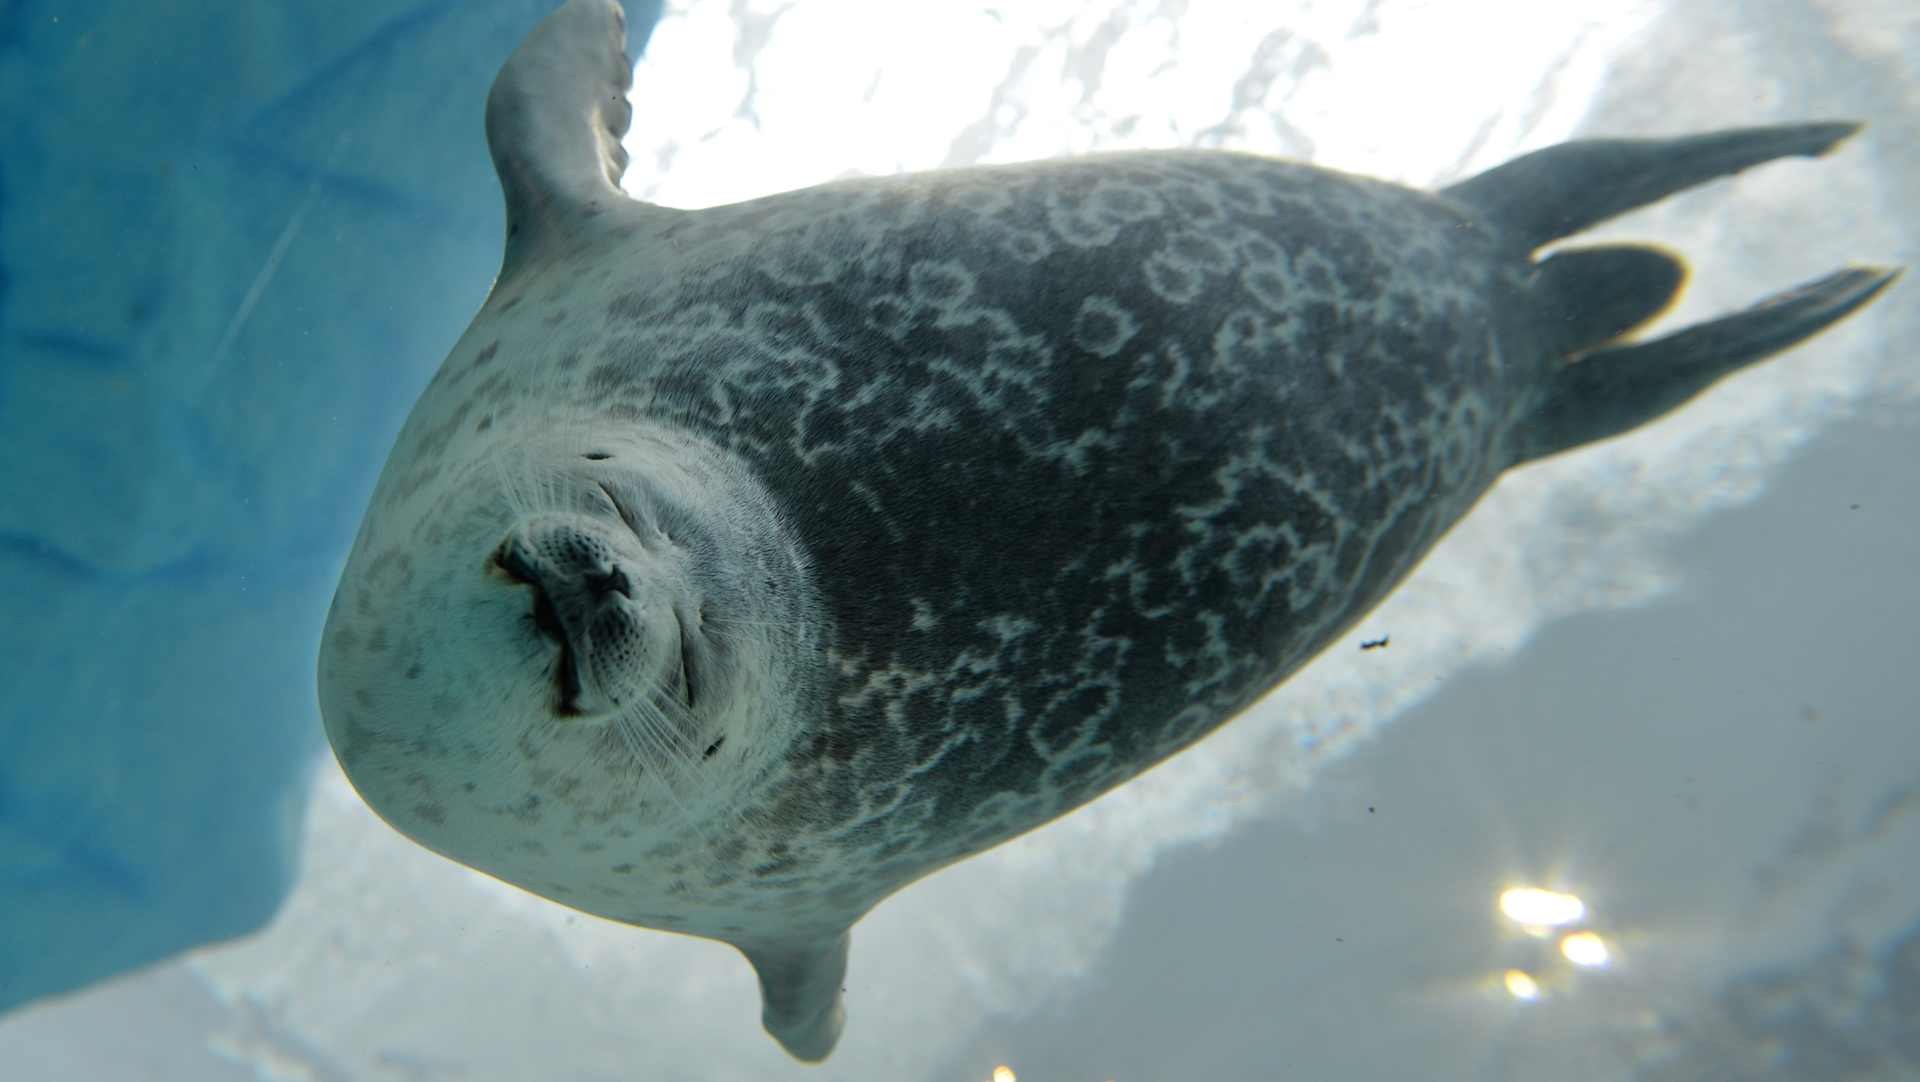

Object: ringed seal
[319,0,1899,1061]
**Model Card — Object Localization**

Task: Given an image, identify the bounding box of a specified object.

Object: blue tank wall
[0,0,659,1012]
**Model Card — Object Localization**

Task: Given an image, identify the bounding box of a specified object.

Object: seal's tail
[1440,122,1860,250]
[1517,265,1901,462]
[1441,121,1901,465]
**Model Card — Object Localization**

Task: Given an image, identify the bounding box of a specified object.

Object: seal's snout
[491,517,629,609]
[490,514,688,719]
[492,522,591,714]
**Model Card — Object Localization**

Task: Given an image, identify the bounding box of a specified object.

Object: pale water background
[0,0,1915,1079]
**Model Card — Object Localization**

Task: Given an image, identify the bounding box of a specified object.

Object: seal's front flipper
[1444,123,1861,249]
[740,933,850,1063]
[486,0,653,278]
[1518,265,1902,463]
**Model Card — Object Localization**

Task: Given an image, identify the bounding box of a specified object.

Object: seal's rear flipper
[486,0,656,279]
[1443,123,1861,249]
[1517,265,1902,463]
[740,934,850,1063]
[1533,245,1688,357]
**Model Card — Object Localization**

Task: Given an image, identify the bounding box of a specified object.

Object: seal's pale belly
[318,0,1898,1061]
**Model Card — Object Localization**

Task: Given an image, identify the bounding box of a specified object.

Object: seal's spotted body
[488,152,1505,868]
[320,0,1898,1061]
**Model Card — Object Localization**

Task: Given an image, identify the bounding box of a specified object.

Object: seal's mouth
[492,542,588,713]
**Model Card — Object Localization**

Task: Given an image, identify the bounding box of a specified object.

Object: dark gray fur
[527,143,1891,880]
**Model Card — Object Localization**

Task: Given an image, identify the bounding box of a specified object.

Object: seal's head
[318,425,825,914]
[484,437,734,751]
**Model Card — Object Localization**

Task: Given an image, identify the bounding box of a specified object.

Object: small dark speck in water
[1361,635,1390,650]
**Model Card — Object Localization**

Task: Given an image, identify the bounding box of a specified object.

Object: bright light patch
[1561,931,1611,967]
[1504,969,1542,1001]
[993,1067,1016,1082]
[1499,888,1586,926]
[620,0,1659,207]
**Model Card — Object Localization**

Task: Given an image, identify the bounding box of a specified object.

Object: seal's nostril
[492,542,539,585]
[590,566,632,599]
